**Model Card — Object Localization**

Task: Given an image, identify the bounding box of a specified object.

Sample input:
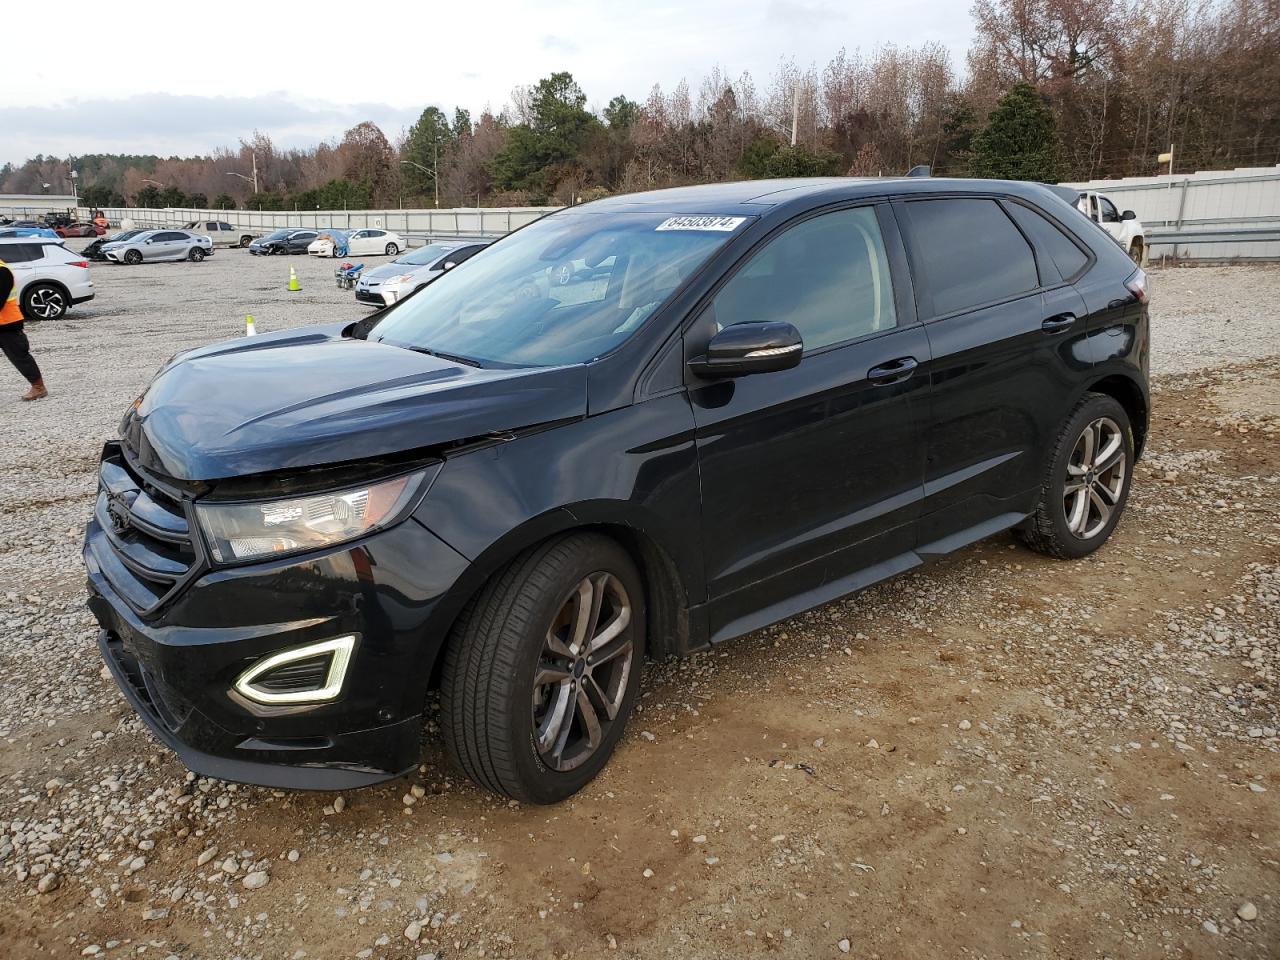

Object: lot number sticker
[655,215,746,232]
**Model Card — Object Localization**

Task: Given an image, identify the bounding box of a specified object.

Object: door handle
[1042,313,1076,333]
[867,356,918,385]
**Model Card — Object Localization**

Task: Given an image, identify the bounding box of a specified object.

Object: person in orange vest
[0,257,48,400]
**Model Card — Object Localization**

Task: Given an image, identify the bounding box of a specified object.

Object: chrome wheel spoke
[587,604,631,654]
[1078,422,1096,470]
[1094,432,1123,473]
[589,632,632,667]
[534,661,573,687]
[575,686,603,748]
[582,673,621,721]
[1088,487,1112,525]
[536,682,573,756]
[567,578,596,654]
[1093,477,1122,506]
[1066,488,1090,535]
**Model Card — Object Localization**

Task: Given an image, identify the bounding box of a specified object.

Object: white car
[183,220,255,248]
[308,228,405,258]
[1075,192,1145,263]
[353,241,488,306]
[0,236,94,320]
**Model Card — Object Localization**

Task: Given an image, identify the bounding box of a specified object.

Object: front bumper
[84,487,471,789]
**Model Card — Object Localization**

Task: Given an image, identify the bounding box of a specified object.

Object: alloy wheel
[533,572,635,772]
[1063,416,1126,539]
[26,286,65,320]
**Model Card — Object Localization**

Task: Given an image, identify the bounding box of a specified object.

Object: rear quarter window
[903,197,1039,317]
[1004,201,1090,282]
[0,243,41,263]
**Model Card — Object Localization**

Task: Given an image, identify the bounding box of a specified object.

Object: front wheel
[1017,393,1134,559]
[1129,238,1144,264]
[441,533,645,803]
[123,249,143,265]
[385,242,399,256]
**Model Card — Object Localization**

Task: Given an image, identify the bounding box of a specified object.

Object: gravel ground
[0,251,1277,959]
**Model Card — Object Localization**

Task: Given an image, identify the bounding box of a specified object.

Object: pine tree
[970,83,1060,182]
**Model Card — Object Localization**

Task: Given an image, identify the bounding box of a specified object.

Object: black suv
[84,178,1149,803]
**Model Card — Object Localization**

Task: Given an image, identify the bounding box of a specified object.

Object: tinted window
[713,206,896,351]
[904,198,1038,316]
[218,222,233,230]
[1005,202,1089,282]
[0,243,40,263]
[206,222,219,230]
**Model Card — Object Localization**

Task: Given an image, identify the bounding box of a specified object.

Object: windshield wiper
[405,345,483,367]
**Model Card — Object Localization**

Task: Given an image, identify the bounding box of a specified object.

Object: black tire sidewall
[508,538,646,803]
[1045,395,1134,558]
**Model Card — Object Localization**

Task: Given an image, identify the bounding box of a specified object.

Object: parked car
[248,229,320,256]
[0,236,94,320]
[353,241,488,306]
[85,177,1148,802]
[85,230,148,262]
[56,222,106,238]
[1075,192,1145,262]
[183,220,255,248]
[101,229,214,264]
[0,226,61,239]
[309,228,405,258]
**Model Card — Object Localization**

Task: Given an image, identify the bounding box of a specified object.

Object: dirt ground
[0,254,1277,959]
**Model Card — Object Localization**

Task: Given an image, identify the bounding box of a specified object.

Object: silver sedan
[102,229,215,265]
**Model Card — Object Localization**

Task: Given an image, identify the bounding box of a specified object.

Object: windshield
[261,229,291,241]
[369,211,745,367]
[394,243,461,267]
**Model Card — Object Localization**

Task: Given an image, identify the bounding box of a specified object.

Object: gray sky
[2,0,974,165]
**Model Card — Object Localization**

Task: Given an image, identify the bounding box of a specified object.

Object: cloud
[0,93,421,163]
[540,34,580,55]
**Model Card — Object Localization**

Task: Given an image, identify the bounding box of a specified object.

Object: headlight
[388,274,416,285]
[196,471,426,562]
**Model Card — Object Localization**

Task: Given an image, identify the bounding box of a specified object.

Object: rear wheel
[188,247,205,262]
[1129,238,1144,264]
[239,235,253,248]
[441,533,645,803]
[385,242,399,256]
[1018,393,1133,559]
[21,283,67,321]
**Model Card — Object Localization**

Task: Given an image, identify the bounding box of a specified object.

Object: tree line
[3,0,1275,210]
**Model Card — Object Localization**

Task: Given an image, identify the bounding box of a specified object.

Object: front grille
[91,447,200,616]
[355,289,384,304]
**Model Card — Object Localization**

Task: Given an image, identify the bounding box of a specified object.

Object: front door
[687,204,929,642]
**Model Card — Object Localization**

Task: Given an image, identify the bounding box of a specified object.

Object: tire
[123,249,142,265]
[385,242,399,256]
[441,532,645,804]
[239,236,253,248]
[188,247,205,262]
[1017,393,1134,560]
[1129,238,1144,264]
[21,283,67,321]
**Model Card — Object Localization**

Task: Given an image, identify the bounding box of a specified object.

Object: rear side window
[0,243,41,263]
[904,198,1038,317]
[1004,202,1089,282]
[713,206,897,351]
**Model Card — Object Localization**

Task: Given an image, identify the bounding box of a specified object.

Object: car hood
[360,261,431,284]
[120,324,587,481]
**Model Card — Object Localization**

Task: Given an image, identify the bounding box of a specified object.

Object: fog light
[233,636,356,705]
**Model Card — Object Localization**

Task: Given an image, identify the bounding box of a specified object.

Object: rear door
[688,203,930,641]
[290,231,317,253]
[895,195,1090,550]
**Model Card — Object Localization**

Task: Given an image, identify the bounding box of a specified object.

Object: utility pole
[790,84,799,147]
[433,141,439,209]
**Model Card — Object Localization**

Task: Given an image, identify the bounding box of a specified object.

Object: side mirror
[688,321,803,378]
[1121,209,1136,221]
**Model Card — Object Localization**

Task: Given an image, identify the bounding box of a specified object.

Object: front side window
[1098,197,1120,223]
[710,206,896,351]
[368,210,742,367]
[903,198,1038,317]
[218,222,233,230]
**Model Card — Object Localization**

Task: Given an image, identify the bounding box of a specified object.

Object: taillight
[1124,268,1148,303]
[69,260,89,268]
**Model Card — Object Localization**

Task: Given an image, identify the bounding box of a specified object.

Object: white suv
[0,237,95,320]
[183,219,255,248]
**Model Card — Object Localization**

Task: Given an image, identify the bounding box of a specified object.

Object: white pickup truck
[182,219,255,249]
[1075,193,1145,263]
